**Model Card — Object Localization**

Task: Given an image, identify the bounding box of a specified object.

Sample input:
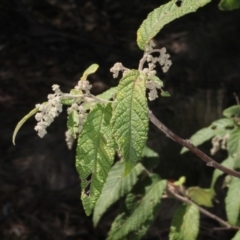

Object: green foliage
[93,161,144,226]
[223,105,240,118]
[12,107,39,145]
[107,176,167,240]
[187,187,214,207]
[181,118,234,154]
[169,204,200,240]
[76,103,115,215]
[137,0,211,50]
[219,0,240,11]
[232,230,240,240]
[97,86,117,100]
[211,155,235,188]
[228,127,240,168]
[225,177,240,225]
[13,1,240,239]
[67,109,80,138]
[111,70,149,174]
[81,63,99,81]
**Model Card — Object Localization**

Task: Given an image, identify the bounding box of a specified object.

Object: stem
[138,53,147,71]
[148,110,240,179]
[168,187,240,230]
[61,93,111,103]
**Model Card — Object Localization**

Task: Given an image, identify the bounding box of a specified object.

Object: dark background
[0,0,240,239]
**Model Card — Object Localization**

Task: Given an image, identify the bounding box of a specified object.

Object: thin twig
[167,187,240,230]
[148,110,240,179]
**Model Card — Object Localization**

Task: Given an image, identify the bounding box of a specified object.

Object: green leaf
[107,179,167,240]
[173,176,186,186]
[141,146,159,170]
[219,0,240,11]
[181,118,233,154]
[211,156,235,188]
[223,105,240,118]
[232,230,240,240]
[181,127,215,154]
[81,63,99,80]
[170,204,200,240]
[210,118,234,130]
[12,107,39,145]
[228,127,240,168]
[111,70,149,174]
[161,90,171,97]
[67,109,80,138]
[97,87,117,100]
[187,187,215,207]
[76,103,115,215]
[137,0,211,50]
[226,177,240,225]
[93,161,144,227]
[142,145,159,158]
[152,76,164,87]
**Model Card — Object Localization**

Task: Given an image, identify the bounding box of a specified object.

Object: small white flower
[34,92,63,138]
[65,130,75,149]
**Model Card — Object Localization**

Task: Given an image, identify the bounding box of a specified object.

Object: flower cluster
[210,133,230,155]
[34,84,63,138]
[145,78,163,101]
[75,80,92,94]
[110,62,129,78]
[142,42,172,101]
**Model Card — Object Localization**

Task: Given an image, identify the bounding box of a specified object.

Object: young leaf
[161,90,171,97]
[225,177,240,225]
[76,103,115,216]
[211,156,235,188]
[232,230,240,240]
[111,70,148,174]
[107,179,167,240]
[228,127,240,168]
[223,105,240,118]
[170,204,200,240]
[219,0,240,11]
[137,0,211,50]
[97,87,117,100]
[81,63,99,81]
[187,187,215,207]
[12,107,39,145]
[93,161,144,227]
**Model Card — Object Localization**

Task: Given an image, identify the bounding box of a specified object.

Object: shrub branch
[148,110,240,179]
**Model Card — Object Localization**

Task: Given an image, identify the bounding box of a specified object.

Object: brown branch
[148,110,240,179]
[167,186,240,230]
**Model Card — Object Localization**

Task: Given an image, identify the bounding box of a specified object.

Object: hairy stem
[148,110,240,179]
